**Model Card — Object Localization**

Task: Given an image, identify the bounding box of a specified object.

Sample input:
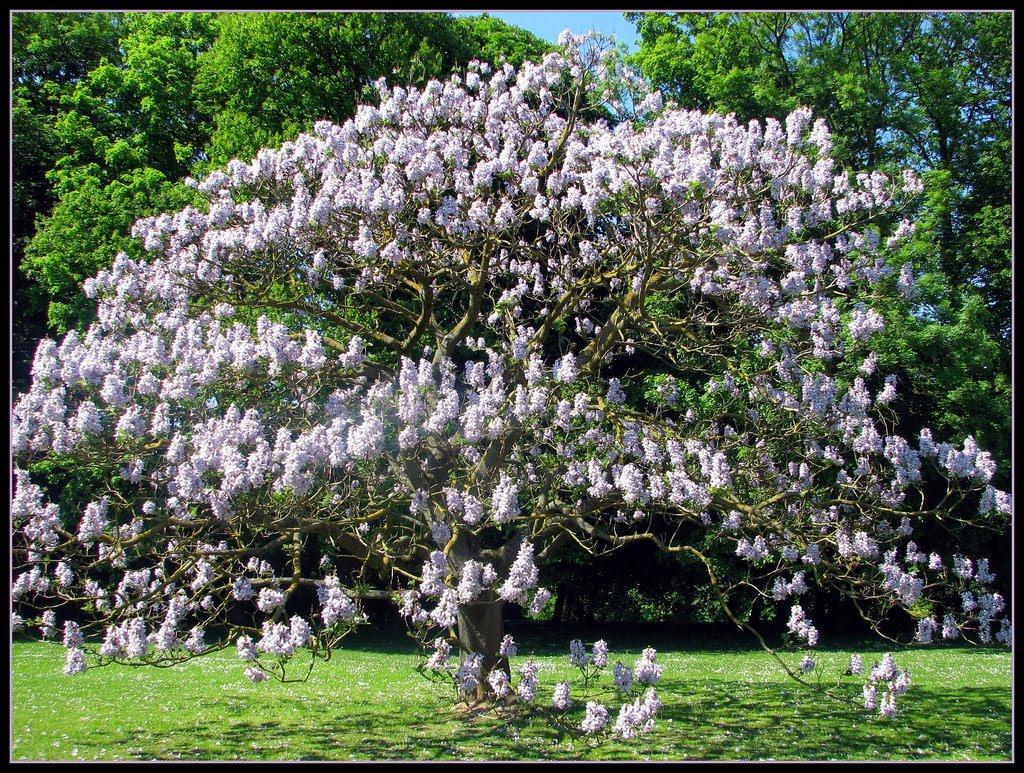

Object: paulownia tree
[12,35,1011,738]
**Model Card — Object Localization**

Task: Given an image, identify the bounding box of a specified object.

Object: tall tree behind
[16,12,217,384]
[192,12,551,173]
[12,13,126,391]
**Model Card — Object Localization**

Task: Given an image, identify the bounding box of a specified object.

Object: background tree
[16,12,217,384]
[13,39,1010,735]
[191,12,551,172]
[13,12,126,392]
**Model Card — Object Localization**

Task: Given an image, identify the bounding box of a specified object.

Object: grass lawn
[10,622,1012,761]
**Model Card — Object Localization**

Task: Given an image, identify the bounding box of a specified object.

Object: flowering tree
[12,35,1011,737]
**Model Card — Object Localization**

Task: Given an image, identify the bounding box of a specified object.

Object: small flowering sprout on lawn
[612,688,662,740]
[613,662,634,693]
[569,639,588,667]
[455,654,484,696]
[633,648,662,686]
[581,701,610,734]
[567,638,610,691]
[487,668,512,699]
[552,682,571,711]
[863,682,878,711]
[847,653,863,676]
[880,691,898,718]
[516,660,539,703]
[854,652,911,719]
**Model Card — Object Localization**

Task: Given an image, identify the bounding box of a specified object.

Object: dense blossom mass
[11,32,1010,736]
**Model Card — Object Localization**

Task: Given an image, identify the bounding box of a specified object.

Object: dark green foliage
[16,12,217,350]
[195,13,459,169]
[25,169,197,332]
[12,12,124,249]
[454,13,555,70]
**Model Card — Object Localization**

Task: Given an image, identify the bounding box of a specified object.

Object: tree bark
[456,598,508,704]
[552,584,566,623]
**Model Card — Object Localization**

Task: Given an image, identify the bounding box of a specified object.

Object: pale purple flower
[184,626,206,654]
[245,666,269,682]
[517,660,539,702]
[63,620,84,649]
[426,637,452,671]
[487,668,511,698]
[40,610,57,640]
[64,647,87,675]
[848,654,863,676]
[916,616,938,644]
[879,691,898,718]
[613,661,634,692]
[581,701,609,734]
[527,587,551,617]
[498,541,538,604]
[455,653,483,694]
[569,638,587,667]
[257,587,285,612]
[552,681,571,710]
[236,635,257,661]
[633,647,662,685]
[499,634,517,658]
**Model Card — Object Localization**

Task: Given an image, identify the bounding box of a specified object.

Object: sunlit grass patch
[11,625,1011,761]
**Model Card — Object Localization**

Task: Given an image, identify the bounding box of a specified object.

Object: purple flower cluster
[611,688,661,739]
[633,647,662,686]
[868,653,909,717]
[552,681,572,711]
[498,541,539,605]
[581,701,610,734]
[786,605,819,646]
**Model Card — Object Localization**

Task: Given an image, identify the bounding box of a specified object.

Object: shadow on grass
[336,621,810,658]
[21,621,989,661]
[79,678,1010,761]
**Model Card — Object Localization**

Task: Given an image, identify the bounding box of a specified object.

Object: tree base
[451,692,519,719]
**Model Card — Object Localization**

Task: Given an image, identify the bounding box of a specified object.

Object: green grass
[11,624,1012,761]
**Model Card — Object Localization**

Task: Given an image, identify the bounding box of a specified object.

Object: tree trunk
[456,598,508,704]
[552,584,566,623]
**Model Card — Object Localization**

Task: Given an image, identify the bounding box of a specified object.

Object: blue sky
[453,11,639,51]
